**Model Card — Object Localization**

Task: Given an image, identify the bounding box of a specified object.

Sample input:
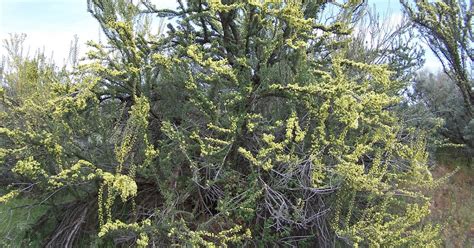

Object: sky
[0,0,100,64]
[0,0,441,71]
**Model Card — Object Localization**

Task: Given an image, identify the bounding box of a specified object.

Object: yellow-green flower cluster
[12,156,47,179]
[0,190,20,203]
[169,222,252,247]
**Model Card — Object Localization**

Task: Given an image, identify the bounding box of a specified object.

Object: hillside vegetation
[0,0,472,247]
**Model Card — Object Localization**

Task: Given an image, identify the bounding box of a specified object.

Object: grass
[434,146,473,168]
[429,162,474,248]
[0,194,49,247]
[0,187,82,247]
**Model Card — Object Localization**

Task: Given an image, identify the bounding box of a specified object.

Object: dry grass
[429,163,474,248]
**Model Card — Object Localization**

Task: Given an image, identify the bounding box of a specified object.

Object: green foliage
[401,0,473,120]
[0,195,49,247]
[410,71,473,147]
[0,0,442,246]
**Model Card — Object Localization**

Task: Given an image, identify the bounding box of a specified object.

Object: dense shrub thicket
[2,0,471,246]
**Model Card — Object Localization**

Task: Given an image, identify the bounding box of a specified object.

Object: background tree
[401,0,473,150]
[412,71,471,145]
